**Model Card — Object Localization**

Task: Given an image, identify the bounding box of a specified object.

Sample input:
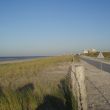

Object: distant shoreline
[0,56,49,64]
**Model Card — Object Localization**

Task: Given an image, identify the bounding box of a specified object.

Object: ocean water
[0,56,47,62]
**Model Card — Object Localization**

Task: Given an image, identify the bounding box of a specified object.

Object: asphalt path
[81,57,110,73]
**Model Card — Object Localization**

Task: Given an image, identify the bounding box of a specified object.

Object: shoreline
[0,57,49,65]
[0,56,50,64]
[0,59,35,64]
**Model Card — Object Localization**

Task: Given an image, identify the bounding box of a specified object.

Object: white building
[83,48,97,54]
[83,50,88,54]
[89,48,97,53]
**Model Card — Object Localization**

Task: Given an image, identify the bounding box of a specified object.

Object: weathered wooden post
[75,65,87,110]
[70,64,87,110]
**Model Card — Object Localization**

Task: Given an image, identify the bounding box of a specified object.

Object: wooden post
[71,64,87,110]
[75,65,87,110]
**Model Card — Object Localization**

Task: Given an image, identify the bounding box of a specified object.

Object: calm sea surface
[0,56,47,62]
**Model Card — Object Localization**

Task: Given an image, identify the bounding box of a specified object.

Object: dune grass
[0,55,72,88]
[0,55,76,110]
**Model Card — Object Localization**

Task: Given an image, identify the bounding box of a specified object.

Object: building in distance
[83,48,97,54]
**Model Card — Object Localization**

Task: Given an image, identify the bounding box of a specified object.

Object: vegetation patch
[0,55,79,110]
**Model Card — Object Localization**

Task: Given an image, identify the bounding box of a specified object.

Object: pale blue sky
[0,0,110,56]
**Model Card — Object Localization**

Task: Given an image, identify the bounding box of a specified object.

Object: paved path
[81,57,110,73]
[81,60,110,110]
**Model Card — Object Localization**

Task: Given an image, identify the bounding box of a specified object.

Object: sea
[0,56,47,62]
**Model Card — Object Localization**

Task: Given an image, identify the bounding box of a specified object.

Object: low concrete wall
[68,64,87,110]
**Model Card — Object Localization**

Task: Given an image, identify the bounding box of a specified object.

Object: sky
[0,0,110,56]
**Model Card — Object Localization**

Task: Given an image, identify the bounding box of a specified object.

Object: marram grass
[0,55,77,110]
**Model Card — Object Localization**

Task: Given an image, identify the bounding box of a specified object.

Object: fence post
[75,65,87,110]
[70,64,87,110]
